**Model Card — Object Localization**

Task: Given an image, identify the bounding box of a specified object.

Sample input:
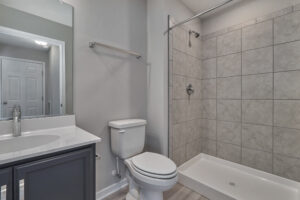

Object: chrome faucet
[12,105,21,137]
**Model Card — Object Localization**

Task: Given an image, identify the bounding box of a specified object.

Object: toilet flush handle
[118,130,126,134]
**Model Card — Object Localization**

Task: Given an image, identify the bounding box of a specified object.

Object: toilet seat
[125,157,178,190]
[131,161,177,179]
[131,152,177,179]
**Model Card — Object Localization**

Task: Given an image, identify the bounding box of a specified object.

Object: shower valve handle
[186,84,194,96]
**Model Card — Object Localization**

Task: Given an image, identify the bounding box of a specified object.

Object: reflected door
[1,58,44,118]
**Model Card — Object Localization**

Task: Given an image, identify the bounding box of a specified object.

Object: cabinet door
[0,168,12,200]
[14,148,95,200]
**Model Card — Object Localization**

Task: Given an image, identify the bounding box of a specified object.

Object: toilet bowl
[125,152,177,200]
[109,119,178,200]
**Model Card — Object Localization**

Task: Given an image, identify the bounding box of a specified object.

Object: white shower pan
[178,153,300,200]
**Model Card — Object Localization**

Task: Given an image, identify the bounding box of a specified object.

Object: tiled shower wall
[201,5,300,181]
[168,20,202,165]
[169,4,300,182]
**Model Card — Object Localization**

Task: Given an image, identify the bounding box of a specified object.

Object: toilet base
[125,187,163,200]
[140,189,163,200]
[125,169,164,200]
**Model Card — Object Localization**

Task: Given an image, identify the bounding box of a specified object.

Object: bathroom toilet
[109,119,177,200]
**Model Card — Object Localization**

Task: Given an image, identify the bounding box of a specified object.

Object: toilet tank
[109,119,147,159]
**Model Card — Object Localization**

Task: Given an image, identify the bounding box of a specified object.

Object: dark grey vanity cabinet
[0,168,12,200]
[0,145,95,200]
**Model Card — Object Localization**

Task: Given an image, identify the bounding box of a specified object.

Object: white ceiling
[0,32,54,51]
[180,0,241,18]
[181,0,227,13]
[0,0,73,27]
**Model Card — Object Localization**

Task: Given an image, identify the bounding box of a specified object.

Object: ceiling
[0,32,54,51]
[181,0,227,13]
[180,0,242,18]
[0,0,73,27]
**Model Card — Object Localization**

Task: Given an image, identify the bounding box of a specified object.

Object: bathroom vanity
[0,117,101,200]
[0,146,94,200]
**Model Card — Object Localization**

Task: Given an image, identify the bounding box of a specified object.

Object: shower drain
[229,182,236,186]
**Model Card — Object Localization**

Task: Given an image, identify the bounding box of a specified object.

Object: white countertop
[0,126,101,165]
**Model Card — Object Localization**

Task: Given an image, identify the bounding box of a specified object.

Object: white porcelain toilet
[109,119,177,200]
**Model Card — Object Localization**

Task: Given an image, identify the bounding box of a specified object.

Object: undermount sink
[0,135,60,154]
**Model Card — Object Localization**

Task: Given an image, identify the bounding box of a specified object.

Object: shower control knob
[186,84,194,96]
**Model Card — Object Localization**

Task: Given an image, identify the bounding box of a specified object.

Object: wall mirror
[0,0,73,120]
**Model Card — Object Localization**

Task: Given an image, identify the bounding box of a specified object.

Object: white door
[2,58,44,118]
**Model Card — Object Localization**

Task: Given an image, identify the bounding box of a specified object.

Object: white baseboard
[96,179,128,200]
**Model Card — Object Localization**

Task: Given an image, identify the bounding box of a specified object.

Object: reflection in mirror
[0,0,73,120]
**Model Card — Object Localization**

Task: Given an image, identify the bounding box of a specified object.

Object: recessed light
[35,40,48,46]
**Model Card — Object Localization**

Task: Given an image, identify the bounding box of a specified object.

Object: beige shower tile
[242,73,273,99]
[202,37,217,59]
[274,127,300,159]
[274,154,300,182]
[173,146,186,166]
[274,100,300,129]
[201,79,216,99]
[217,29,241,56]
[173,75,187,99]
[274,71,300,99]
[201,119,216,140]
[274,41,300,72]
[217,121,241,145]
[217,100,241,122]
[242,148,272,173]
[202,58,216,79]
[242,123,272,152]
[186,139,201,161]
[186,119,201,143]
[173,27,187,52]
[173,122,187,149]
[186,55,201,78]
[172,100,187,124]
[217,53,241,77]
[242,46,273,75]
[201,99,217,120]
[201,139,217,156]
[242,20,273,50]
[173,49,187,76]
[217,76,241,99]
[217,142,241,163]
[274,11,300,44]
[187,100,201,120]
[242,100,273,126]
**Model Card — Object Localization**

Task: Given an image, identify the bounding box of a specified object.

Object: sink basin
[0,135,60,154]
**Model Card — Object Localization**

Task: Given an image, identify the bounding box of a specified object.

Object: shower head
[189,30,200,38]
[188,30,200,48]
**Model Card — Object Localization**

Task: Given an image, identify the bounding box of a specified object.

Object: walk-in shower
[168,0,300,199]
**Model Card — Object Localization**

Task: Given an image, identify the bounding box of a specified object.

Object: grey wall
[200,5,300,181]
[64,0,147,191]
[0,4,73,114]
[47,46,60,115]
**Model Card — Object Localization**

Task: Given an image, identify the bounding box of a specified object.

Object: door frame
[0,56,46,119]
[0,25,66,115]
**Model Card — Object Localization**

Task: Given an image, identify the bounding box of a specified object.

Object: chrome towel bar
[89,41,141,59]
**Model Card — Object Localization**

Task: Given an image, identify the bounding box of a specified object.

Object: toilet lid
[132,152,177,176]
